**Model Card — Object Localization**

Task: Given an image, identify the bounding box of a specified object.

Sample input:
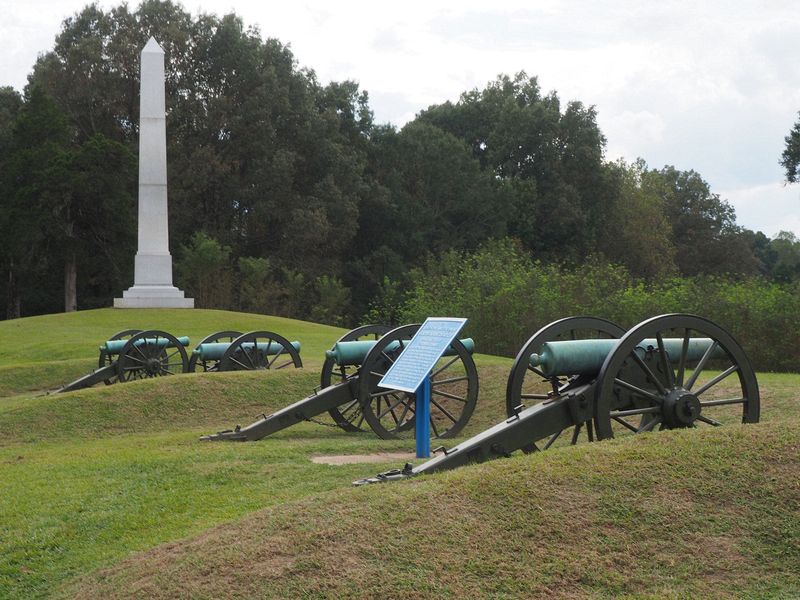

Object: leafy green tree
[66,134,135,309]
[3,86,135,314]
[781,113,800,183]
[30,2,376,317]
[0,87,24,317]
[418,72,616,261]
[769,231,800,282]
[347,121,509,317]
[2,86,72,315]
[642,166,758,276]
[310,275,351,326]
[237,256,271,314]
[176,232,232,307]
[601,159,677,279]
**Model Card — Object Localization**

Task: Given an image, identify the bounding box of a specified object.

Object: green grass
[61,421,800,600]
[0,308,345,394]
[0,308,798,599]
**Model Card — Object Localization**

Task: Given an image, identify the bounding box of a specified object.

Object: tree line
[1,0,799,325]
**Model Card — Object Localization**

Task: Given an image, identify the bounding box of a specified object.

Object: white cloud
[719,182,800,238]
[1,0,799,237]
[602,110,666,161]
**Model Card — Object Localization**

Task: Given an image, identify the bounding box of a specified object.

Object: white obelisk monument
[115,37,193,308]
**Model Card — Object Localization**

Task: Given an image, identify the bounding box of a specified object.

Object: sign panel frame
[378,317,467,393]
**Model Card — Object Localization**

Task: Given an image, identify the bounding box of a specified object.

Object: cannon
[354,314,760,484]
[200,323,479,441]
[59,330,190,393]
[188,330,302,372]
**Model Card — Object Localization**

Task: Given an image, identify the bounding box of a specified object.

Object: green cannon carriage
[59,330,190,392]
[201,323,479,442]
[355,314,760,484]
[188,330,302,372]
[59,329,302,393]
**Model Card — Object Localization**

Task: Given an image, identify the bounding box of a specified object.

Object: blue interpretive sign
[379,317,467,393]
[379,317,467,458]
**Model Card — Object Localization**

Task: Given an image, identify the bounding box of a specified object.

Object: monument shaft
[115,37,193,308]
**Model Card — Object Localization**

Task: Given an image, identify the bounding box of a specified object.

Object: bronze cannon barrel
[325,338,475,366]
[530,337,726,378]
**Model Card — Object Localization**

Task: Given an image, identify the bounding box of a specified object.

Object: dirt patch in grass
[311,452,417,465]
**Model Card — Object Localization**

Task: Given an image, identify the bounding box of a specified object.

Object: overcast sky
[1,0,799,237]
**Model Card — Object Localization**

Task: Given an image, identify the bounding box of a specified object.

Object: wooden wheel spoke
[242,347,257,369]
[268,346,286,368]
[685,340,719,390]
[697,414,722,426]
[693,365,738,396]
[655,332,675,387]
[432,389,466,403]
[429,415,440,438]
[430,397,458,424]
[700,397,745,407]
[378,394,410,419]
[527,365,547,379]
[612,415,639,433]
[431,355,459,378]
[677,329,691,386]
[610,406,662,418]
[339,399,360,418]
[431,375,468,386]
[613,377,663,404]
[630,352,667,395]
[395,399,412,425]
[636,417,661,433]
[229,356,250,370]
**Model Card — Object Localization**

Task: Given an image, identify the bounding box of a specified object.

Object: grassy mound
[63,421,800,599]
[0,308,344,394]
[1,308,798,598]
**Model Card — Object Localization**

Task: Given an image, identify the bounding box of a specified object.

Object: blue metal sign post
[379,317,467,458]
[415,376,431,458]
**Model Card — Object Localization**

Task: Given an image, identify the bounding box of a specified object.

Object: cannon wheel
[188,331,243,372]
[117,330,189,382]
[322,324,391,432]
[100,329,143,385]
[594,314,760,441]
[218,331,302,372]
[505,316,626,453]
[358,323,479,440]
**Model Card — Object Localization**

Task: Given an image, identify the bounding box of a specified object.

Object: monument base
[114,285,194,309]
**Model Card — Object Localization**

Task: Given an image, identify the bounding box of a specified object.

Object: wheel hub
[146,357,162,376]
[664,388,701,427]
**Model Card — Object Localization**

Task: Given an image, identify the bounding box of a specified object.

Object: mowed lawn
[0,309,798,599]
